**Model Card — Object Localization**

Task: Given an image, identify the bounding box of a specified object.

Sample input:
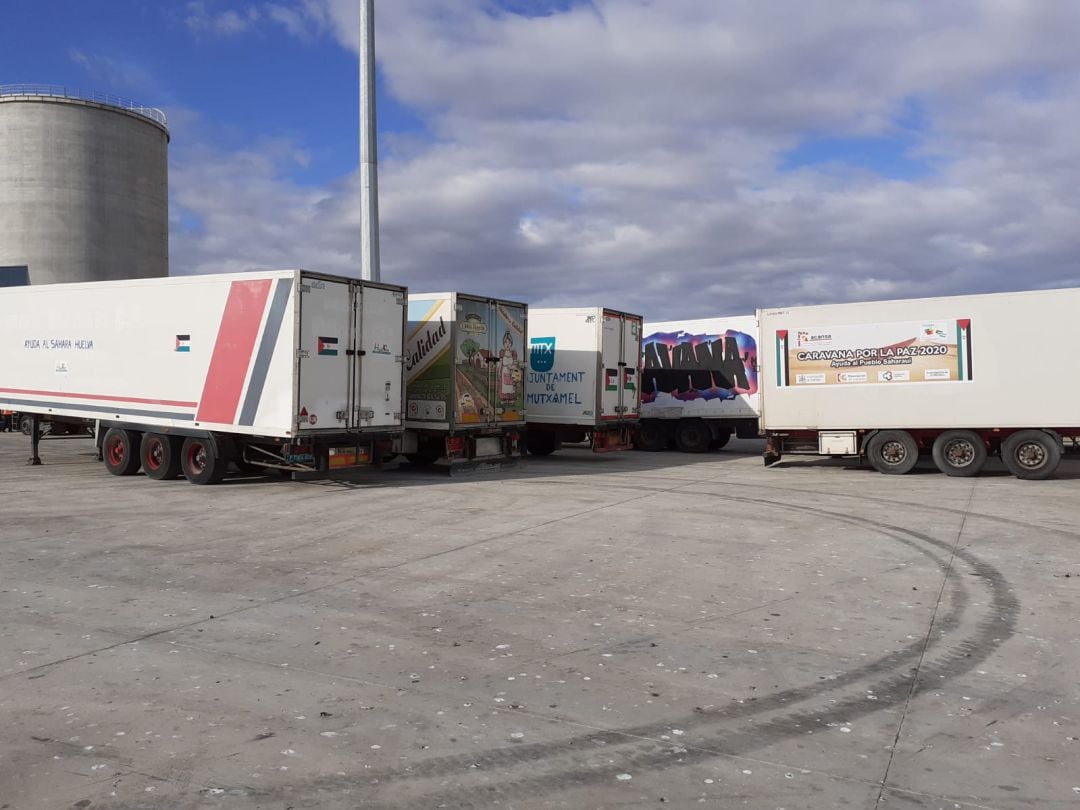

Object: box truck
[638,316,760,452]
[759,287,1080,479]
[0,271,407,483]
[403,292,527,468]
[524,308,642,455]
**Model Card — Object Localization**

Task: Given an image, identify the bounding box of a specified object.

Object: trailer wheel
[1001,430,1061,480]
[180,437,228,485]
[674,419,711,453]
[866,430,919,475]
[526,431,557,456]
[102,428,142,476]
[141,433,181,480]
[710,426,733,450]
[634,421,668,452]
[20,415,33,436]
[931,430,987,477]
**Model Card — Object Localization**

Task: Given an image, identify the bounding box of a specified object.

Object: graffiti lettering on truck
[642,330,758,402]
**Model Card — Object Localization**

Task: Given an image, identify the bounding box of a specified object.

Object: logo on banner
[529,337,556,372]
[317,336,339,356]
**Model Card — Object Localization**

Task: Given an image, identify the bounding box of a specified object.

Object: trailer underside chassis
[403,429,523,470]
[765,428,1075,480]
[634,418,757,453]
[82,423,398,484]
[525,424,635,455]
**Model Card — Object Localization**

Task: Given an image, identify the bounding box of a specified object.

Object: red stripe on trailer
[0,387,196,408]
[196,279,272,424]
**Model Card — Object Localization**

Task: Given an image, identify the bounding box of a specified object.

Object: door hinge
[355,407,375,421]
[297,349,310,359]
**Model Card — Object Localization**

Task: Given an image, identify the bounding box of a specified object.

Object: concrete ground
[1,433,1078,810]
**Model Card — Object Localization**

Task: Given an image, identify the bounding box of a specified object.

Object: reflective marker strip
[0,387,195,408]
[196,279,273,424]
[0,397,195,422]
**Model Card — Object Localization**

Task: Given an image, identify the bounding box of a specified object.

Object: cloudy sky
[3,1,1080,318]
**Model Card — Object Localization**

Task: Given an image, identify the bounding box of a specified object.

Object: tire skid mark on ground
[225,493,1017,808]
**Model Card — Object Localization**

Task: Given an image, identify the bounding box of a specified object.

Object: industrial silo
[0,85,169,284]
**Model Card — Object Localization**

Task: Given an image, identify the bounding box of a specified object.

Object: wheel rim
[944,439,975,467]
[145,439,163,470]
[881,440,908,465]
[187,442,208,474]
[1015,441,1047,469]
[106,436,125,466]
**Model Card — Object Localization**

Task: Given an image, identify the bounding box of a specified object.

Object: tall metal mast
[359,0,380,281]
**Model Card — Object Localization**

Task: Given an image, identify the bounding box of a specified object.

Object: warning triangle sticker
[300,407,308,416]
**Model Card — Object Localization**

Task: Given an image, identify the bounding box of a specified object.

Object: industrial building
[0,85,169,285]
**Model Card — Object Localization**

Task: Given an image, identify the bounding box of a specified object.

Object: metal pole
[359,0,381,282]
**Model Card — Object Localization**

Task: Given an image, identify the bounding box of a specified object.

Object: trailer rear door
[622,315,642,418]
[600,312,625,420]
[493,301,527,424]
[356,284,405,429]
[298,278,352,431]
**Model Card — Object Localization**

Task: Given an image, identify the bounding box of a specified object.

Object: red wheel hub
[187,442,207,473]
[145,438,163,470]
[106,437,125,466]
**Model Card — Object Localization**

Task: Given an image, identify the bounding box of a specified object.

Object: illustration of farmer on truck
[498,329,522,403]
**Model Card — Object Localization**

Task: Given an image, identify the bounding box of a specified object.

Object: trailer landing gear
[763,435,781,467]
[27,414,42,466]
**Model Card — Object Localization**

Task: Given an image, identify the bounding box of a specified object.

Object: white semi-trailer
[638,316,760,452]
[403,292,527,468]
[0,271,407,483]
[524,307,642,455]
[759,287,1080,479]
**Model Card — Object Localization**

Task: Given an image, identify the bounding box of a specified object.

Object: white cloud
[169,1,1080,319]
[184,2,263,36]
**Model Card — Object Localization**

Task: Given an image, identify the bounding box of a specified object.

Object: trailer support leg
[28,414,42,466]
[763,435,781,467]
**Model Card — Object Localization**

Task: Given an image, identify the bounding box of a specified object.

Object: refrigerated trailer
[759,287,1080,479]
[638,316,760,452]
[0,271,407,483]
[403,292,527,468]
[524,308,642,455]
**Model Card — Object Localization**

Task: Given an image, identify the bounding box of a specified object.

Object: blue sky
[2,2,1079,317]
[0,0,425,186]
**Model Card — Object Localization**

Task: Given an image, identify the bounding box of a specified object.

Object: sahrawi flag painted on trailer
[175,334,191,352]
[318,336,339,356]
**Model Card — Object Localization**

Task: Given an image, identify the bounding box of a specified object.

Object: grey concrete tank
[0,85,169,284]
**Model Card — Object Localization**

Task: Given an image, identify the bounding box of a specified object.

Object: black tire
[20,415,33,436]
[674,419,711,453]
[102,428,142,476]
[634,421,668,452]
[1001,430,1061,480]
[405,452,439,466]
[141,433,181,480]
[931,430,987,477]
[866,430,919,475]
[527,431,557,456]
[710,426,733,450]
[180,436,228,485]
